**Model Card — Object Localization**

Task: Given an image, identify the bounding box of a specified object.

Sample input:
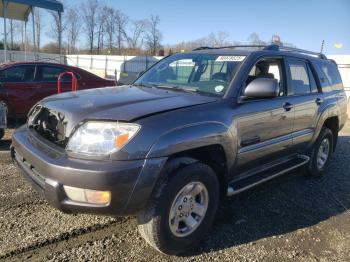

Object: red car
[0,62,116,118]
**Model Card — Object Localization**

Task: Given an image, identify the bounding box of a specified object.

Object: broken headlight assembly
[66,121,140,156]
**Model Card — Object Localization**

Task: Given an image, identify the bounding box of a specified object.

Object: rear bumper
[11,126,167,216]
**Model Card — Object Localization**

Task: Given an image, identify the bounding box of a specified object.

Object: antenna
[320,40,325,54]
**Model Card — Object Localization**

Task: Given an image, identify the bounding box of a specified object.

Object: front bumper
[11,126,167,216]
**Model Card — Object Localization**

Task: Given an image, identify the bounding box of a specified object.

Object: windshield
[135,53,245,96]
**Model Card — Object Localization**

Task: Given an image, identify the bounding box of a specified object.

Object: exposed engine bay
[28,106,68,147]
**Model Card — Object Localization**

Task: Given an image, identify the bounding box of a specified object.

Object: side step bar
[227,155,310,196]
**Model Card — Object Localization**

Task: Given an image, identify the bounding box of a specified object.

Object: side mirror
[243,78,279,99]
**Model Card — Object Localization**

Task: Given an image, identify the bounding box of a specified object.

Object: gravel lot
[0,122,349,261]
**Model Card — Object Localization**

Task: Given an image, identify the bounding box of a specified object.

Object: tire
[137,161,219,255]
[305,127,334,177]
[0,129,4,140]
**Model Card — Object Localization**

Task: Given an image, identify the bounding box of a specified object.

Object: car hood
[38,85,218,136]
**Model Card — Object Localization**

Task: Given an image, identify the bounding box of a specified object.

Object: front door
[235,57,295,173]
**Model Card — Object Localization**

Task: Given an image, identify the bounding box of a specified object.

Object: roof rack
[193,45,267,51]
[192,46,216,51]
[192,44,327,59]
[272,45,327,59]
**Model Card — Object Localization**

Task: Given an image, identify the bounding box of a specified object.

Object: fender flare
[311,103,340,145]
[146,121,237,170]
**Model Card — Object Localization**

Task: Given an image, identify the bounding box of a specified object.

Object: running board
[227,155,310,196]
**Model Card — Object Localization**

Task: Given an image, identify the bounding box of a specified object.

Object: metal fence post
[105,56,108,78]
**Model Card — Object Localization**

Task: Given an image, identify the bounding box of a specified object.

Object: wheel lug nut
[178,205,182,210]
[183,197,187,202]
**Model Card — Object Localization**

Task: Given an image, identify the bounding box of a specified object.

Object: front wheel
[305,127,334,177]
[137,161,219,255]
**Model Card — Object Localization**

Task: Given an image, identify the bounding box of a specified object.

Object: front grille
[13,149,46,191]
[28,106,68,148]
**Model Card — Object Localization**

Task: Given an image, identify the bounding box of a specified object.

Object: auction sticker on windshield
[216,56,246,62]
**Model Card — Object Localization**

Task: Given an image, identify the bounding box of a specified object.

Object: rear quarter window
[318,61,343,91]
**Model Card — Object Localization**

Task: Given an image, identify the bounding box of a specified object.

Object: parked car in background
[0,62,115,119]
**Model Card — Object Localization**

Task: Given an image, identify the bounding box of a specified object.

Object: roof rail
[193,45,268,51]
[192,46,216,51]
[266,44,327,59]
[192,44,327,59]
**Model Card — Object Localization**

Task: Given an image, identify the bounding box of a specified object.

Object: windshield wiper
[133,83,151,88]
[150,84,198,94]
[156,85,220,96]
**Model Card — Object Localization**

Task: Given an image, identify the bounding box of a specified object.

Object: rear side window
[0,66,35,82]
[39,66,71,82]
[319,61,343,91]
[307,65,318,93]
[287,59,311,95]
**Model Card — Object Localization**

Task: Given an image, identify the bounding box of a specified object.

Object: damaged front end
[27,105,68,148]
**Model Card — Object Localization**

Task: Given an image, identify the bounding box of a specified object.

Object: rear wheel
[137,161,219,255]
[305,127,334,177]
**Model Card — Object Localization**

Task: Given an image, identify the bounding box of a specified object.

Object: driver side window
[246,58,285,96]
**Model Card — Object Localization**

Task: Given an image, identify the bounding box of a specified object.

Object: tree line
[1,0,294,56]
[2,0,163,56]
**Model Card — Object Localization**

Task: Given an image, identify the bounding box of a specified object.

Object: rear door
[0,65,37,117]
[284,57,322,151]
[36,65,75,98]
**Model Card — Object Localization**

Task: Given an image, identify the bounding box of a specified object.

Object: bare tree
[66,7,80,53]
[96,6,108,54]
[127,19,146,49]
[47,11,66,49]
[115,10,128,54]
[82,0,99,54]
[247,33,266,45]
[9,19,14,50]
[103,7,117,52]
[145,15,162,55]
[34,9,43,51]
[207,31,230,47]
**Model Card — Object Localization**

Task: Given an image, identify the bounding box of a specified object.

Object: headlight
[67,121,140,155]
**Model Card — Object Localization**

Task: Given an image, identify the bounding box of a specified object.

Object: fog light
[63,186,111,205]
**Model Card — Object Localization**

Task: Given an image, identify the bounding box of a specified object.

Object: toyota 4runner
[11,45,348,255]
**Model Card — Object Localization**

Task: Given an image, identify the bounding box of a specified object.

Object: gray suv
[11,45,348,255]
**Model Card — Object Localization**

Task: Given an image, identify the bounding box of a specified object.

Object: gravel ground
[0,122,349,262]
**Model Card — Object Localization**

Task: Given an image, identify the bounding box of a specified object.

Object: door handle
[283,102,293,111]
[315,98,323,105]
